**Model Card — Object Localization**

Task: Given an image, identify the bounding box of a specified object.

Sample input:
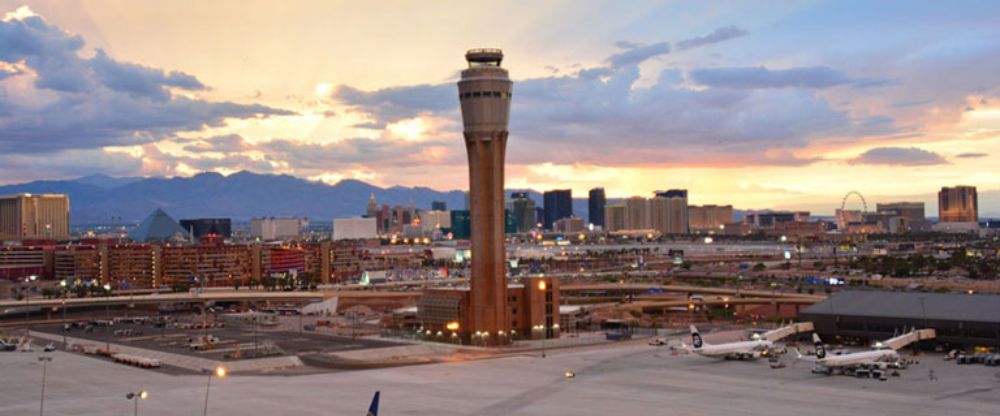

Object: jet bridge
[878,328,936,350]
[762,322,815,342]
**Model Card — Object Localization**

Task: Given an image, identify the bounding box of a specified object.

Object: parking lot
[32,313,399,364]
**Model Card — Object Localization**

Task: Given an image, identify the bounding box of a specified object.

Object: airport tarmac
[1,341,998,415]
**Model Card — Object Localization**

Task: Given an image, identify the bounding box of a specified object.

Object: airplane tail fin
[812,333,826,359]
[690,325,704,349]
[367,391,380,416]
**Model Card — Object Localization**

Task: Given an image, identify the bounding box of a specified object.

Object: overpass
[560,283,826,301]
[0,290,422,315]
[622,296,822,313]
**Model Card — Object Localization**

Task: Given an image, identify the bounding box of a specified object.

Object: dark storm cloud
[849,147,947,166]
[0,14,293,154]
[675,25,749,50]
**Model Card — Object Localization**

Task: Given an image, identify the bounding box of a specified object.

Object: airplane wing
[367,391,380,416]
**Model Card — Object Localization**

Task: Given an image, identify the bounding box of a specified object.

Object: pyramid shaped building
[128,208,191,243]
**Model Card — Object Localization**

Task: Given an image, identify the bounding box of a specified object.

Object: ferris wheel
[840,190,868,212]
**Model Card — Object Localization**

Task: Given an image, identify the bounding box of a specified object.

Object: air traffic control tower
[458,48,513,345]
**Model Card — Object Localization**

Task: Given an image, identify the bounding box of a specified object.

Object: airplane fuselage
[694,340,774,359]
[817,349,899,368]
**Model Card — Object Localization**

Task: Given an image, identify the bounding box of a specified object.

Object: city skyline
[1,2,999,214]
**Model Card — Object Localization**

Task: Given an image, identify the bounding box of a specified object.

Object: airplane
[686,322,814,360]
[797,329,936,376]
[0,338,17,352]
[366,391,380,416]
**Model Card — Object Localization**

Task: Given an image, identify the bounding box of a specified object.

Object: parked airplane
[797,329,936,376]
[366,391,380,416]
[687,322,814,360]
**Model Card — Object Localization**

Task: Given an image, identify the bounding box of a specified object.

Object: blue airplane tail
[367,391,380,416]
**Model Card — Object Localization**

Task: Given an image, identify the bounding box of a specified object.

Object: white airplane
[687,322,814,360]
[797,329,936,375]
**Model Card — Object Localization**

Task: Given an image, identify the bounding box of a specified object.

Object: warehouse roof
[802,290,1000,324]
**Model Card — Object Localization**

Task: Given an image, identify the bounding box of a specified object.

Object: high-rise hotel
[0,193,70,241]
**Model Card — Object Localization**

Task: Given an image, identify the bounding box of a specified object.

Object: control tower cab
[458,48,512,135]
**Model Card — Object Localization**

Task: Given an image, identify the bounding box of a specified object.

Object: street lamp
[25,275,38,335]
[38,355,52,416]
[59,280,68,348]
[202,366,226,416]
[126,390,148,416]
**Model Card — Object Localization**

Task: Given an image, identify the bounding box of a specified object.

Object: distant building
[604,204,626,232]
[0,193,70,241]
[333,217,377,240]
[431,201,447,211]
[510,192,536,232]
[553,216,585,233]
[654,189,687,199]
[449,210,471,239]
[745,211,808,228]
[875,202,930,233]
[801,291,1000,349]
[543,189,572,230]
[504,209,518,234]
[129,208,191,243]
[250,217,307,241]
[420,210,451,230]
[366,194,379,220]
[688,205,733,230]
[417,276,559,344]
[835,209,863,230]
[623,197,650,230]
[588,188,606,228]
[650,192,688,235]
[938,186,977,223]
[179,218,232,239]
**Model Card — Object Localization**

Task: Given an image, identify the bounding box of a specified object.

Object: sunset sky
[1,1,998,214]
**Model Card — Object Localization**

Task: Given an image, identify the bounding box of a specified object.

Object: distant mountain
[74,174,143,189]
[0,171,472,225]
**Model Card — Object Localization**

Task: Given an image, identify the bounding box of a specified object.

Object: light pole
[38,355,52,416]
[126,390,148,416]
[202,366,226,416]
[104,283,112,351]
[25,275,38,335]
[59,280,67,348]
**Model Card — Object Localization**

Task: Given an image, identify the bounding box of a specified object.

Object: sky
[1,1,999,215]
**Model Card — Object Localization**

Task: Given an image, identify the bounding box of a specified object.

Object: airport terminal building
[801,290,1000,350]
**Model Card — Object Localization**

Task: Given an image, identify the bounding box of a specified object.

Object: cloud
[333,83,456,125]
[955,152,987,158]
[181,134,250,153]
[90,49,204,100]
[689,66,855,89]
[606,42,670,68]
[334,49,894,168]
[0,11,293,155]
[849,147,947,166]
[675,25,749,50]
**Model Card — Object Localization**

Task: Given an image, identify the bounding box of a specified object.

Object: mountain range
[0,171,588,226]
